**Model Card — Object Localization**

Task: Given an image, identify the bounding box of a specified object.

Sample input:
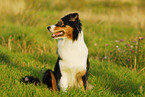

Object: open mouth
[51,31,64,38]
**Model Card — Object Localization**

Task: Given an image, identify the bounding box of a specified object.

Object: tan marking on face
[53,25,73,40]
[59,19,64,26]
[64,25,73,40]
[54,26,62,32]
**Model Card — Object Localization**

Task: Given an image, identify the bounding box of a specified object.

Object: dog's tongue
[52,32,63,38]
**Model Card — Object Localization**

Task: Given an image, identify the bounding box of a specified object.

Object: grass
[0,0,145,97]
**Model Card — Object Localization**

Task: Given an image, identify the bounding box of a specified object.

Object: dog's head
[47,13,82,41]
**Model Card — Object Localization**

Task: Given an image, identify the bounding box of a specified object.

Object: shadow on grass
[0,51,42,79]
[34,53,56,69]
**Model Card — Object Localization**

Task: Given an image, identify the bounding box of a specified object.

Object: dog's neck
[57,30,88,60]
[58,30,84,44]
[57,30,88,63]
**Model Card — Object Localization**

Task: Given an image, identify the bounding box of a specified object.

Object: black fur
[56,13,82,41]
[53,57,62,90]
[21,70,56,89]
[42,69,54,88]
[82,57,90,90]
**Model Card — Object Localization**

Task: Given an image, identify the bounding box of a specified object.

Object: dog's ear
[69,13,79,22]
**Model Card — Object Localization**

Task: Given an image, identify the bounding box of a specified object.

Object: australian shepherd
[21,13,91,91]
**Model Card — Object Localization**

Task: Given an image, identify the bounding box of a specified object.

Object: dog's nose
[47,26,50,30]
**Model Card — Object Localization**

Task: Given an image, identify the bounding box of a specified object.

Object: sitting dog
[21,13,91,91]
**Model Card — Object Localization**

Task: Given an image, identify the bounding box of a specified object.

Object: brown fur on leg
[50,71,58,91]
[76,70,86,90]
[77,77,85,90]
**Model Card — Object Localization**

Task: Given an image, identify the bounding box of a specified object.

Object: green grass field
[0,0,145,96]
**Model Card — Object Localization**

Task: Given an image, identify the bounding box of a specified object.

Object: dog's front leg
[59,73,68,91]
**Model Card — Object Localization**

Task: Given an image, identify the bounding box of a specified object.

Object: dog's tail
[21,69,57,91]
[21,76,41,85]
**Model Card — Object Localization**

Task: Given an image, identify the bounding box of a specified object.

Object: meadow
[0,0,145,96]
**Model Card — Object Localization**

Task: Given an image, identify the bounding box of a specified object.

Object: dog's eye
[57,21,65,27]
[58,22,62,26]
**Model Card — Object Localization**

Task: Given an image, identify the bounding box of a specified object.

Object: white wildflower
[115,40,119,42]
[131,45,133,49]
[104,56,107,59]
[116,46,119,48]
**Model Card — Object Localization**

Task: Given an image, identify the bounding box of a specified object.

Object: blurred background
[0,0,145,28]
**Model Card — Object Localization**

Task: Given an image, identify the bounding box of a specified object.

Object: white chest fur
[57,31,88,90]
[58,31,88,72]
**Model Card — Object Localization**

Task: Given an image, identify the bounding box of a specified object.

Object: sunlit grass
[0,0,145,97]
